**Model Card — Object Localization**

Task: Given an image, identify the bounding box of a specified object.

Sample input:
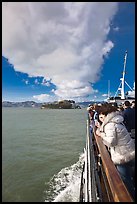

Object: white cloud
[44,82,51,87]
[113,26,119,31]
[2,2,118,99]
[33,94,57,102]
[102,41,114,56]
[41,78,51,86]
[34,79,39,85]
[32,93,97,103]
[102,93,108,97]
[22,79,29,85]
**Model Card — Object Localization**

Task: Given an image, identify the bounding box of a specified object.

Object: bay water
[2,108,87,202]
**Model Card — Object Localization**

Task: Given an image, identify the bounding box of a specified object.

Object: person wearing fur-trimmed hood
[95,104,135,200]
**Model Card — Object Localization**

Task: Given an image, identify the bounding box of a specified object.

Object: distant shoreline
[2,100,105,108]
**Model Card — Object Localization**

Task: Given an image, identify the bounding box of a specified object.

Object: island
[41,100,81,109]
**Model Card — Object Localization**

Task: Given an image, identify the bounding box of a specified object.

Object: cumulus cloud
[102,93,108,97]
[34,79,39,85]
[33,94,57,102]
[113,26,119,31]
[2,2,118,100]
[22,79,29,85]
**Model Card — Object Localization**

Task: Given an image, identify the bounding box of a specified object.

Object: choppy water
[2,108,87,202]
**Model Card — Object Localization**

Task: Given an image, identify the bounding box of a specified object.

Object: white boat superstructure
[107,51,135,104]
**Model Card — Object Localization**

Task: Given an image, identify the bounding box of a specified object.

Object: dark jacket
[123,107,135,132]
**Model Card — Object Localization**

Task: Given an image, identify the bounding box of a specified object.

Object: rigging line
[114,81,122,97]
[125,81,133,91]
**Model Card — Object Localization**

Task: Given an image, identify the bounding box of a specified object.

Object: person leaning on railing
[95,103,135,200]
[87,104,101,133]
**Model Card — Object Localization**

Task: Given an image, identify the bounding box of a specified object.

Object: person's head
[99,114,106,123]
[98,104,117,122]
[112,102,118,108]
[123,100,131,109]
[131,101,135,108]
[117,105,124,112]
[87,105,93,111]
[93,104,101,112]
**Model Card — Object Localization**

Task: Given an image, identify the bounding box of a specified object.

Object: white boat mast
[107,80,110,99]
[114,51,129,99]
[120,50,127,99]
[109,50,134,102]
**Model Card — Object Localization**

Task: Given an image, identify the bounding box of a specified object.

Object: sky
[2,2,135,103]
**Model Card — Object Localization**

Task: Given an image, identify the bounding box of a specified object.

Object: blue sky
[2,2,135,102]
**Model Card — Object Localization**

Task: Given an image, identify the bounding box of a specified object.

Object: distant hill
[2,101,42,108]
[2,100,104,108]
[2,100,81,109]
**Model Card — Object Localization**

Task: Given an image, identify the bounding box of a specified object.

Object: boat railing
[79,114,133,202]
[79,116,103,202]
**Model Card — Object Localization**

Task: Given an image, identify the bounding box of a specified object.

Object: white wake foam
[44,152,85,202]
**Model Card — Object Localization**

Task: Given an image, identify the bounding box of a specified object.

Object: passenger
[93,104,101,125]
[87,106,95,120]
[87,105,96,133]
[117,105,124,114]
[123,101,135,137]
[88,104,102,133]
[131,101,135,109]
[112,102,118,108]
[95,103,135,199]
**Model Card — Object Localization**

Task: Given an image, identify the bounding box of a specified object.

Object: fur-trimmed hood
[100,111,124,131]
